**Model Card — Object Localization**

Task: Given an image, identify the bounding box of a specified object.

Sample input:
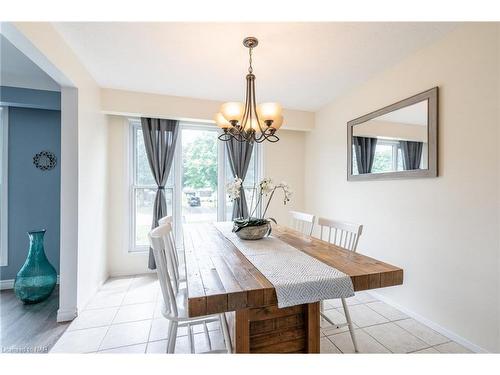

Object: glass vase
[14,230,57,304]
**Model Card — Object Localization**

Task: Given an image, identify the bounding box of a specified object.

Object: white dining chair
[158,215,184,291]
[317,217,363,353]
[149,223,233,354]
[289,210,316,236]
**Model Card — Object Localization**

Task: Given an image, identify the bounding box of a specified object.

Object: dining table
[183,222,403,354]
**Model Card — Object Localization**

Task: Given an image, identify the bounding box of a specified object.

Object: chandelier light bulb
[214,112,232,129]
[270,115,284,130]
[221,102,244,122]
[257,102,283,122]
[243,117,260,132]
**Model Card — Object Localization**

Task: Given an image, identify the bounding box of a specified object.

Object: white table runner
[214,222,354,308]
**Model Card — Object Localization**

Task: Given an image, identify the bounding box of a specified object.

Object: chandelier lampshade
[216,37,283,143]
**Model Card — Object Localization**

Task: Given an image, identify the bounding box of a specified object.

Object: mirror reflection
[352,100,428,175]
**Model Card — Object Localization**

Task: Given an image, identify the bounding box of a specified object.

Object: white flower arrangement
[228,176,292,230]
[226,177,243,201]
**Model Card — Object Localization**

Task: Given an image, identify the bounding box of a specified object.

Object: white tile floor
[51,274,473,354]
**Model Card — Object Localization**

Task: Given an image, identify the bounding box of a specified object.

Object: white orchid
[226,177,243,201]
[259,177,274,194]
[277,182,292,203]
[228,175,293,224]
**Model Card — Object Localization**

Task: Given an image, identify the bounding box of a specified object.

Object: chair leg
[167,321,178,354]
[341,298,359,353]
[187,324,195,354]
[219,313,233,353]
[320,300,337,326]
[203,321,212,351]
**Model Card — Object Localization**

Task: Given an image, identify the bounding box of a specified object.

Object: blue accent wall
[0,91,61,280]
[0,86,60,111]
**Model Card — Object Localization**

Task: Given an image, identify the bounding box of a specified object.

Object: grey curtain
[353,136,378,174]
[400,140,423,170]
[226,138,254,220]
[141,118,179,269]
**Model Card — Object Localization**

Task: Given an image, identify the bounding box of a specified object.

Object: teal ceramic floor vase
[14,230,57,304]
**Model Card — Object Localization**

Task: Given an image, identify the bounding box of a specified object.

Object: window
[353,139,403,174]
[0,107,8,266]
[128,120,261,251]
[129,120,174,252]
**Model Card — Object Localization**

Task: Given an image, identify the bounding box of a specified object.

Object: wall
[106,115,143,276]
[0,35,60,92]
[263,130,306,226]
[101,88,315,132]
[0,86,60,110]
[305,23,500,352]
[1,105,61,280]
[106,115,307,276]
[7,22,109,316]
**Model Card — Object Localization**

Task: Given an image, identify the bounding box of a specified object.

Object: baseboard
[0,275,60,290]
[0,279,14,290]
[108,270,155,278]
[57,307,78,322]
[367,290,489,353]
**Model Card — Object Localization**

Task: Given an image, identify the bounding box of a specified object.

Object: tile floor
[50,274,473,354]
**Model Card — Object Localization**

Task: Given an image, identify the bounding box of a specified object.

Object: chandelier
[214,37,283,143]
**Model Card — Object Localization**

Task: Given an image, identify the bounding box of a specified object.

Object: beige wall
[106,116,149,276]
[305,23,500,352]
[354,120,427,142]
[101,88,315,132]
[263,130,306,226]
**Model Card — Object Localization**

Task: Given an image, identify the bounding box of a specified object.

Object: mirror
[347,87,438,181]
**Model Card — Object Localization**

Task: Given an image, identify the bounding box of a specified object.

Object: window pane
[181,129,217,223]
[135,128,156,186]
[134,187,173,248]
[135,127,174,187]
[371,144,394,173]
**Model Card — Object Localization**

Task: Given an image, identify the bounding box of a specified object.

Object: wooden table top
[183,223,403,318]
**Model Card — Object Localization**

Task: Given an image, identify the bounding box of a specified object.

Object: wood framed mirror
[347,87,438,181]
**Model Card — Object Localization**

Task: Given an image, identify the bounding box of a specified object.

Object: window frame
[128,119,175,253]
[0,107,8,266]
[127,119,262,253]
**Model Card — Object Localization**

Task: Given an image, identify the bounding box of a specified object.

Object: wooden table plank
[184,223,403,317]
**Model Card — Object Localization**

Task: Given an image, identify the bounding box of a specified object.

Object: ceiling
[1,34,60,92]
[377,101,428,126]
[53,23,457,111]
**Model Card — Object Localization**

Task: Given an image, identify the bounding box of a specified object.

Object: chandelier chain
[248,47,253,74]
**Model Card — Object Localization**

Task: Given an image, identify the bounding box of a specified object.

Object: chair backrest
[317,217,363,252]
[158,215,173,227]
[158,215,179,269]
[289,210,316,236]
[148,223,179,317]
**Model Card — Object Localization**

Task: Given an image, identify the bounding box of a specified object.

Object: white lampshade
[270,115,283,130]
[214,113,232,129]
[221,102,244,122]
[257,102,282,121]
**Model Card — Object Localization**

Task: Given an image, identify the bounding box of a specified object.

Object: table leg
[234,302,320,353]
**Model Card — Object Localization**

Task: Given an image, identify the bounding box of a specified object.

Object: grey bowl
[235,223,270,240]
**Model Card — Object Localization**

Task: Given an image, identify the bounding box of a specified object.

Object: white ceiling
[377,100,428,126]
[0,34,60,92]
[53,22,457,111]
